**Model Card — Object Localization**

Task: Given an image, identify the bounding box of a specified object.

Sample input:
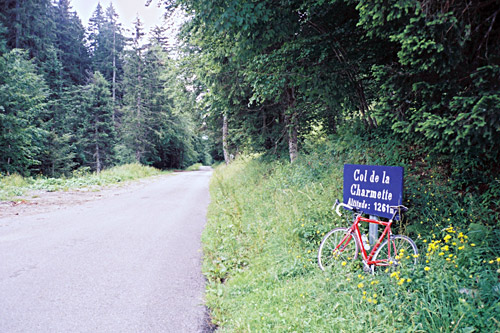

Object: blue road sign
[343,164,404,219]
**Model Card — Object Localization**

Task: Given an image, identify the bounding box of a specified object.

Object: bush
[186,163,203,171]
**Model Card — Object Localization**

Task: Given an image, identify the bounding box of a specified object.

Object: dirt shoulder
[0,175,170,219]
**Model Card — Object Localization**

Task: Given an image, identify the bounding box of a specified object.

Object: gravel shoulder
[0,175,167,219]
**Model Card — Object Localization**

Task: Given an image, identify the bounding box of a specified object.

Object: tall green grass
[202,136,500,331]
[0,163,165,201]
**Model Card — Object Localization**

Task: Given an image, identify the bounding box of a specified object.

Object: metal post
[369,215,379,246]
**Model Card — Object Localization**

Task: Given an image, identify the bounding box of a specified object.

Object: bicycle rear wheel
[372,235,418,271]
[318,227,358,271]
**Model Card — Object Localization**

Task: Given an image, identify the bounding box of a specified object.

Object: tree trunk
[7,143,11,173]
[112,24,116,124]
[135,56,142,163]
[354,77,377,128]
[222,113,230,165]
[15,0,20,49]
[289,116,298,163]
[95,122,101,173]
[284,85,298,163]
[285,111,298,163]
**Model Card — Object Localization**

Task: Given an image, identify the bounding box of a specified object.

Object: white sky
[71,0,166,34]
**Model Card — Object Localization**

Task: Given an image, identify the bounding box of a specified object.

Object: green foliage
[88,3,125,87]
[79,71,116,172]
[185,163,202,171]
[361,0,500,180]
[175,0,382,163]
[0,163,164,201]
[168,0,498,180]
[0,49,48,176]
[120,22,204,169]
[202,132,499,331]
[53,0,91,87]
[0,1,206,177]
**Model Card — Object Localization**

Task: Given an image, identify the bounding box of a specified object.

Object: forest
[0,0,210,177]
[168,0,499,187]
[1,0,498,185]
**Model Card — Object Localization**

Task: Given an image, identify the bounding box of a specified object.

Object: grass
[0,163,165,201]
[186,163,203,171]
[202,134,500,331]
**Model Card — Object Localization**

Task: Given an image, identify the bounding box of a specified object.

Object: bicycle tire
[318,227,359,271]
[372,235,418,271]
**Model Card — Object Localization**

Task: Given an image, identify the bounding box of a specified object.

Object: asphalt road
[0,169,213,332]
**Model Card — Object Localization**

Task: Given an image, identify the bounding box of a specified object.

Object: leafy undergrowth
[186,163,203,171]
[202,139,500,331]
[0,163,165,201]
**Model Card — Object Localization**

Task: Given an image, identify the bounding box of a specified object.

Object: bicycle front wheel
[318,227,358,271]
[372,235,418,271]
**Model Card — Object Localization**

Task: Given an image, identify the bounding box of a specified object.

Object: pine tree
[0,49,48,175]
[1,0,57,66]
[53,0,90,87]
[122,17,148,163]
[87,3,126,124]
[87,3,104,59]
[79,72,116,172]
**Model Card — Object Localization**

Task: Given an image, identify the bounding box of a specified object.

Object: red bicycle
[317,200,418,273]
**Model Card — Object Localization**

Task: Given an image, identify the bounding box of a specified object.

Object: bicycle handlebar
[333,199,354,217]
[332,199,409,219]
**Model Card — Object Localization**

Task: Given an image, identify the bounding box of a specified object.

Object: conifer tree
[87,3,126,123]
[53,0,90,87]
[122,17,148,163]
[0,49,48,175]
[87,3,105,59]
[79,72,116,172]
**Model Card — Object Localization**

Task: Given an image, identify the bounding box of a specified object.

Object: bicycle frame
[347,215,394,266]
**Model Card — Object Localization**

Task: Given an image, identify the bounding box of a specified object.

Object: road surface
[0,169,213,332]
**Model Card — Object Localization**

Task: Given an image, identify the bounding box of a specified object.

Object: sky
[71,0,166,34]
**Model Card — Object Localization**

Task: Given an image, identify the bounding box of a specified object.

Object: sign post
[343,164,404,245]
